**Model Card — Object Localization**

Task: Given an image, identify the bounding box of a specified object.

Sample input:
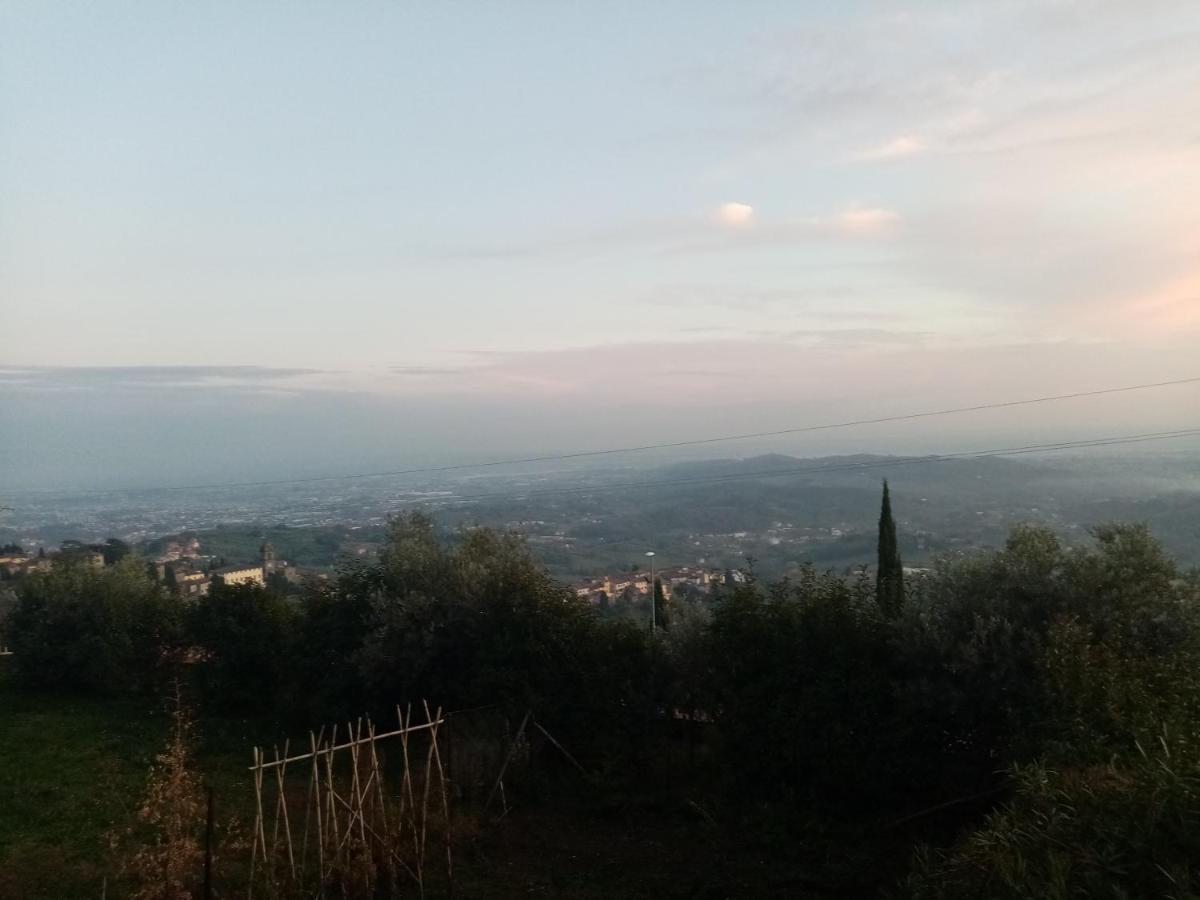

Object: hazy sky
[2,1,1199,488]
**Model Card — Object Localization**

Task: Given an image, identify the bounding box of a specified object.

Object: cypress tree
[876,479,904,615]
[653,577,669,631]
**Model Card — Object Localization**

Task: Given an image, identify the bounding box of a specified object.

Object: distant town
[3,450,1199,593]
[0,537,326,598]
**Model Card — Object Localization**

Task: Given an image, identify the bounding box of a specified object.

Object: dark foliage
[876,479,905,616]
[7,558,182,694]
[8,510,1200,898]
[186,580,299,713]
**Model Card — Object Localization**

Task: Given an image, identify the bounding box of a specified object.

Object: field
[0,658,915,898]
[0,659,163,899]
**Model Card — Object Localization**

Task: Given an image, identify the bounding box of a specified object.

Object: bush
[901,525,1200,897]
[352,515,648,757]
[186,581,299,714]
[706,566,908,810]
[8,557,181,694]
[904,741,1200,899]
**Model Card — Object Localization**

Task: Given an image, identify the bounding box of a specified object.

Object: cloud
[1128,268,1200,331]
[715,202,755,227]
[418,202,899,261]
[833,206,901,235]
[389,366,465,377]
[857,135,927,160]
[0,366,327,394]
[339,335,1200,412]
[646,283,869,312]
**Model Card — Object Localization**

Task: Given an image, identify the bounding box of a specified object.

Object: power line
[5,376,1198,498]
[402,428,1200,505]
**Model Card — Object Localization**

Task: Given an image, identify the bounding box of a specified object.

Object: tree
[98,538,132,566]
[652,577,670,631]
[706,567,895,809]
[163,563,178,593]
[113,685,204,900]
[7,557,182,694]
[187,581,298,713]
[876,479,905,616]
[349,512,653,759]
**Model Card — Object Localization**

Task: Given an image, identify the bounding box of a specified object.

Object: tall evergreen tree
[876,480,904,615]
[653,577,669,631]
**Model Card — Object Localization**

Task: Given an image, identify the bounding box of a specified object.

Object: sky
[2,1,1199,489]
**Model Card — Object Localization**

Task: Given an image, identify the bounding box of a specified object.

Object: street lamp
[645,551,656,632]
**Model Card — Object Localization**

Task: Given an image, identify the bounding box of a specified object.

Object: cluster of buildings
[0,543,104,577]
[572,564,744,606]
[0,536,308,599]
[153,540,304,597]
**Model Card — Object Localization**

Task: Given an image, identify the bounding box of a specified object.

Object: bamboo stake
[400,704,423,892]
[365,719,394,890]
[420,714,436,870]
[269,746,283,871]
[349,718,368,850]
[247,748,256,900]
[323,725,340,882]
[394,705,410,848]
[398,704,421,869]
[343,718,364,895]
[301,726,325,887]
[366,719,389,834]
[250,746,267,899]
[425,701,454,896]
[532,720,589,776]
[255,745,268,870]
[327,790,420,885]
[248,703,464,895]
[246,719,445,770]
[484,710,531,814]
[275,740,296,879]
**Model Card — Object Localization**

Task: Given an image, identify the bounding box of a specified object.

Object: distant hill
[9,451,1197,583]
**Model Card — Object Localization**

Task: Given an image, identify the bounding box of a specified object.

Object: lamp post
[645,551,656,633]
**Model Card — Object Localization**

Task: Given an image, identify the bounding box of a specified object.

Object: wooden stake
[425,701,454,897]
[366,719,389,833]
[532,719,589,776]
[275,740,296,879]
[323,725,340,882]
[302,727,324,888]
[485,710,531,815]
[349,718,368,850]
[398,704,421,873]
[421,707,436,870]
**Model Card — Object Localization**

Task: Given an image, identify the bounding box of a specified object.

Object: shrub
[8,557,181,694]
[186,581,299,714]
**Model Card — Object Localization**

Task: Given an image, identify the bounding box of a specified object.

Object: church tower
[261,539,276,575]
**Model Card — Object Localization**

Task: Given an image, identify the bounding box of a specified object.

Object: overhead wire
[3,376,1198,498]
[394,427,1200,505]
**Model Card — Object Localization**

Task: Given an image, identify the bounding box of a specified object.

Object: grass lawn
[0,661,269,900]
[0,658,903,898]
[0,659,165,899]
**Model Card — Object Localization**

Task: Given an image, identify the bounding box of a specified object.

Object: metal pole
[203,784,214,900]
[646,551,656,633]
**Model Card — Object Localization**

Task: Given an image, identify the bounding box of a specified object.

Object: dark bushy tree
[187,581,298,713]
[347,513,653,758]
[8,557,181,693]
[98,538,132,566]
[706,565,902,809]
